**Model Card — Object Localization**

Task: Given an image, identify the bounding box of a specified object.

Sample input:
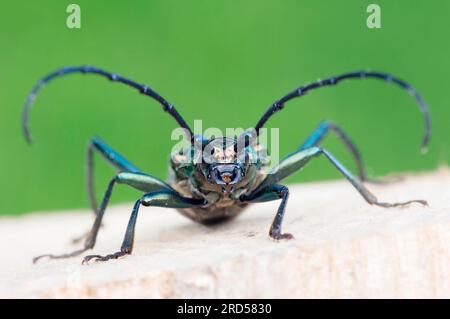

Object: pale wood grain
[1,169,449,298]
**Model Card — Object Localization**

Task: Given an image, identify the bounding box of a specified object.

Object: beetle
[23,66,431,264]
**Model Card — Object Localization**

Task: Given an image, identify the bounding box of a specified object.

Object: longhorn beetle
[23,66,431,264]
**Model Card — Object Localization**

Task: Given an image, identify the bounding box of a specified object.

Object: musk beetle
[23,66,431,264]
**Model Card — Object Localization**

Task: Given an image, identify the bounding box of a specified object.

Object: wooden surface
[1,169,449,298]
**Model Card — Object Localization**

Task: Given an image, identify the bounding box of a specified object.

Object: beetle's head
[197,132,256,193]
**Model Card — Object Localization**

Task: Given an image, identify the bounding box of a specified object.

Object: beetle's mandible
[22,66,431,264]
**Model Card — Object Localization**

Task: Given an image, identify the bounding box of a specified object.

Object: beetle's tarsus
[32,254,52,264]
[374,199,428,208]
[82,251,129,265]
[32,248,90,264]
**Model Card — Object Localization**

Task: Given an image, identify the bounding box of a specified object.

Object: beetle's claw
[414,199,429,207]
[33,248,90,264]
[81,255,102,265]
[270,232,295,241]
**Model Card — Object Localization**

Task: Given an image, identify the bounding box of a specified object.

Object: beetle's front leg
[256,147,427,208]
[241,146,428,242]
[32,177,117,264]
[240,185,293,240]
[82,190,205,264]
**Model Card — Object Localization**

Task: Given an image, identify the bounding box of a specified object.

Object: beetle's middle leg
[299,121,369,180]
[72,137,142,244]
[299,120,394,183]
[33,172,176,263]
[86,136,141,214]
[299,121,400,184]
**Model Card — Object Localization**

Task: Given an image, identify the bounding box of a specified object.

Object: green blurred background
[0,0,448,215]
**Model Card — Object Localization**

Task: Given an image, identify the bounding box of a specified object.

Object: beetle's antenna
[22,66,193,144]
[254,71,431,152]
